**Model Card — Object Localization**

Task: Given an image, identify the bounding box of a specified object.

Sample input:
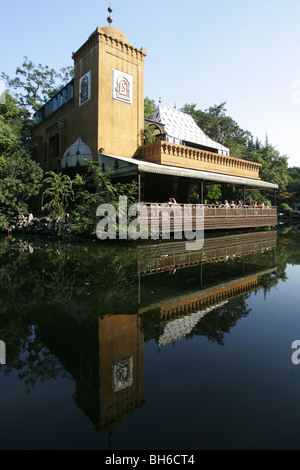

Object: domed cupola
[61,137,93,168]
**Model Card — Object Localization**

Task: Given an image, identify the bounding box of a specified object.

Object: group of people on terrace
[206,200,269,209]
[164,198,270,209]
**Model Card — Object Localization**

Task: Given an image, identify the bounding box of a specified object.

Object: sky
[0,0,299,166]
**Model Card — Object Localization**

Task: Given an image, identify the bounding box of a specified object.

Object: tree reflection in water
[0,228,291,409]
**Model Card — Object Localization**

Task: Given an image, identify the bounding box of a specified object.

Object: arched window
[118,78,129,98]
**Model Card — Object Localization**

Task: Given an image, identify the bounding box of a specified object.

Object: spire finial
[107,3,113,25]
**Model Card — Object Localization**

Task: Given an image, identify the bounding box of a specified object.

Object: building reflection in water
[0,230,279,445]
[98,314,145,435]
[97,230,277,438]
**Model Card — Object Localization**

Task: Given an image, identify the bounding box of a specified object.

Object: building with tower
[31,8,278,230]
[32,23,146,170]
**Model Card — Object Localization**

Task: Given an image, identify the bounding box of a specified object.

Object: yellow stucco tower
[73,24,147,158]
[31,24,147,169]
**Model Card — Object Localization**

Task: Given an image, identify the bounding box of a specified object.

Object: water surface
[0,226,300,450]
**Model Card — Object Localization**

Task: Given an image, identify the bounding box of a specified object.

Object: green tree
[0,148,43,229]
[206,184,222,204]
[144,97,156,119]
[42,171,74,234]
[181,102,289,193]
[258,145,288,190]
[279,203,293,216]
[181,102,252,148]
[0,92,43,230]
[0,92,32,153]
[2,57,73,113]
[71,161,138,236]
[243,143,289,191]
[142,124,157,144]
[285,167,300,205]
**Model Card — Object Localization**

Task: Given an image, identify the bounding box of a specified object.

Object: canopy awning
[98,154,278,190]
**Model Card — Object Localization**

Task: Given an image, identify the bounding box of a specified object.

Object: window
[31,147,38,162]
[49,134,59,159]
[43,143,47,162]
[33,80,74,126]
[62,88,67,104]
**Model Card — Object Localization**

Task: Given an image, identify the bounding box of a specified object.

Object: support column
[174,176,179,202]
[243,186,246,205]
[138,171,141,203]
[200,263,203,289]
[274,190,277,207]
[200,181,204,204]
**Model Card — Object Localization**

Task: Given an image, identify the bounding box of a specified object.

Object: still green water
[0,225,300,450]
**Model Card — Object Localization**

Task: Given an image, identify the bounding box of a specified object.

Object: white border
[112,69,133,105]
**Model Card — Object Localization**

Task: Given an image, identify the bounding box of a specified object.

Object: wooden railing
[137,141,262,179]
[139,268,277,319]
[138,231,277,276]
[138,203,278,232]
[158,275,260,320]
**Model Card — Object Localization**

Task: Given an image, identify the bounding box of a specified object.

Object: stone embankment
[2,214,74,236]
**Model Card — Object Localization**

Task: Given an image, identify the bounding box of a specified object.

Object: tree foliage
[0,93,32,153]
[142,125,157,145]
[279,203,293,216]
[0,92,43,229]
[2,57,74,113]
[181,101,290,193]
[42,171,75,234]
[144,97,156,119]
[283,167,300,206]
[0,148,43,229]
[71,161,138,235]
[181,102,252,148]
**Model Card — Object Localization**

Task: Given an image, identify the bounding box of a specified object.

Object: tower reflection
[97,230,277,434]
[0,230,279,443]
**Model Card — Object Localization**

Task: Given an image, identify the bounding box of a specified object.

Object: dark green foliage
[181,101,290,198]
[70,161,138,236]
[144,97,157,119]
[181,102,252,148]
[0,93,43,229]
[0,149,43,229]
[279,203,294,216]
[285,167,300,205]
[205,185,222,204]
[143,125,157,144]
[0,93,32,153]
[42,171,75,234]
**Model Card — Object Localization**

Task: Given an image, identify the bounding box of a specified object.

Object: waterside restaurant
[31,22,278,231]
[28,229,277,436]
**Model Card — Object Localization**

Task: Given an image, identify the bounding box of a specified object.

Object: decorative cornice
[72,27,147,63]
[138,141,262,180]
